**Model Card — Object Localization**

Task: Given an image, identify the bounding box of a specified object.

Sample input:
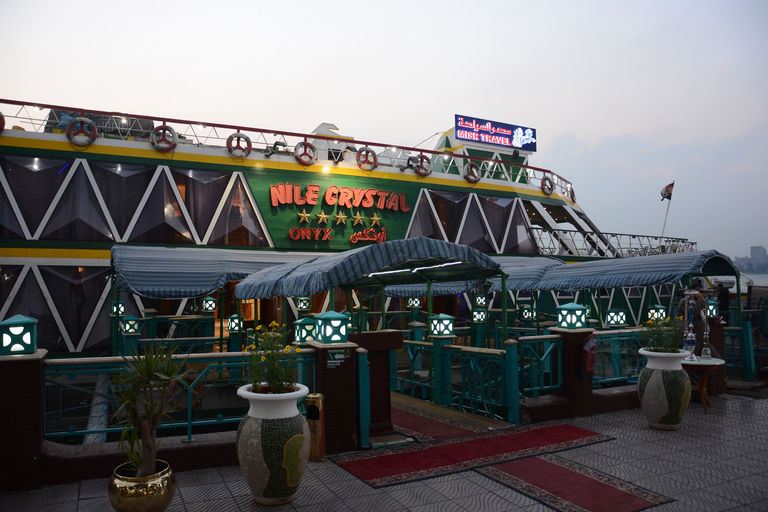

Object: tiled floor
[3,393,767,511]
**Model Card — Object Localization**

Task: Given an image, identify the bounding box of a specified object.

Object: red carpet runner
[391,404,485,441]
[334,422,612,487]
[477,454,672,512]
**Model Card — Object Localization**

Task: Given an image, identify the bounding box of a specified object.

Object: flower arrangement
[639,316,685,353]
[246,321,302,394]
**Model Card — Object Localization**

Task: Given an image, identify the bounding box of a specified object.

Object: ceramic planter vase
[236,383,311,505]
[637,348,692,430]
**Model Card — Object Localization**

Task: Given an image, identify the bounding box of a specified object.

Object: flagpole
[661,198,671,238]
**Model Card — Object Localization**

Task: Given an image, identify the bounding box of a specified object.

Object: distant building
[751,246,768,266]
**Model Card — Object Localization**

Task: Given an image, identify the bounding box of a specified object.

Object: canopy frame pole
[501,273,508,343]
[380,283,386,331]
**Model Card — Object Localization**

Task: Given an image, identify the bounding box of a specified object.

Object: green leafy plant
[114,343,191,477]
[246,321,302,394]
[640,316,685,353]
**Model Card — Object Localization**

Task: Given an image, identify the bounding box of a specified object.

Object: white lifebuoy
[294,141,318,166]
[227,132,252,158]
[409,154,431,177]
[66,117,98,146]
[464,162,481,184]
[541,175,554,195]
[0,112,5,134]
[356,147,378,171]
[150,125,178,152]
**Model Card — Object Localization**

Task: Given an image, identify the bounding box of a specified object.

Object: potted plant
[637,316,691,430]
[108,343,191,512]
[236,322,311,506]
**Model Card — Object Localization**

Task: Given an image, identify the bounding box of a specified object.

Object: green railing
[590,330,645,387]
[517,335,562,397]
[395,340,434,401]
[43,350,317,443]
[724,323,756,379]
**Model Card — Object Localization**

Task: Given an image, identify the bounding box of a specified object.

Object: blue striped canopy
[491,250,737,292]
[112,245,318,299]
[235,237,501,299]
[383,280,486,298]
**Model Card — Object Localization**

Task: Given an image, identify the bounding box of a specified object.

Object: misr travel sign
[454,115,537,152]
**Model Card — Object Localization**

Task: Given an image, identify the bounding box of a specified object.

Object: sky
[1,0,766,260]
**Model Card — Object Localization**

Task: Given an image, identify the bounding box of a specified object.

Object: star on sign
[334,211,348,225]
[316,210,329,225]
[369,213,381,226]
[352,211,365,226]
[297,209,310,223]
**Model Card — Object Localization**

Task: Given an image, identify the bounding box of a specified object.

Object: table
[681,357,725,413]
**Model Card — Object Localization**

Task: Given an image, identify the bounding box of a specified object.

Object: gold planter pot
[108,460,176,512]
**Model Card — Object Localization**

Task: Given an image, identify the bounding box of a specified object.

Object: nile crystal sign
[269,182,411,245]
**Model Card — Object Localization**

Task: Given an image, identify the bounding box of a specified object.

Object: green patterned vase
[236,384,310,505]
[637,348,691,430]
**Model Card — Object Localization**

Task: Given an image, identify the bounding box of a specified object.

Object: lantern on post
[429,313,454,337]
[557,303,589,329]
[294,316,317,343]
[0,315,38,355]
[646,304,667,322]
[296,297,311,320]
[605,308,627,327]
[202,296,217,313]
[111,300,126,316]
[519,304,536,325]
[707,300,718,318]
[407,297,422,324]
[120,315,142,355]
[227,314,244,354]
[314,311,349,344]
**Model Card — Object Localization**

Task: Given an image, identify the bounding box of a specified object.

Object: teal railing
[724,323,756,379]
[517,335,563,397]
[590,330,645,387]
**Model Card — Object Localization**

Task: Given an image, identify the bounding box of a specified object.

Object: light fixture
[556,303,588,329]
[707,300,718,318]
[0,314,38,355]
[407,297,422,309]
[429,313,454,336]
[294,317,317,343]
[227,314,244,333]
[474,294,487,308]
[519,304,535,320]
[296,297,311,311]
[111,300,126,316]
[605,308,627,327]
[472,309,487,323]
[314,311,349,343]
[202,296,217,313]
[122,315,141,335]
[646,304,667,322]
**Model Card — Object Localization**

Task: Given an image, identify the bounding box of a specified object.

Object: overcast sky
[1,0,766,259]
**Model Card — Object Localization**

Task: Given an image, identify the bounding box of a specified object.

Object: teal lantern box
[429,313,454,336]
[557,303,589,329]
[646,304,667,322]
[0,315,38,355]
[202,296,217,313]
[294,317,318,343]
[605,308,627,327]
[314,311,349,344]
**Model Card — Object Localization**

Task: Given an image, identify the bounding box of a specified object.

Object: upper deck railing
[0,99,575,196]
[529,227,696,257]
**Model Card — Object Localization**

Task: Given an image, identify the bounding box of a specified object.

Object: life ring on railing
[408,154,431,177]
[150,125,178,152]
[0,112,5,134]
[541,175,554,195]
[227,132,252,158]
[294,141,318,166]
[356,147,378,171]
[464,162,481,184]
[167,375,204,412]
[66,117,98,146]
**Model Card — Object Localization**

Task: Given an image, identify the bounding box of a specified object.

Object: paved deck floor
[2,393,767,511]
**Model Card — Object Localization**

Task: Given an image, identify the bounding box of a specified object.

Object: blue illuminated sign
[454,115,537,152]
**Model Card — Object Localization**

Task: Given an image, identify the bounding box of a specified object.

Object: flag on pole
[660,182,674,201]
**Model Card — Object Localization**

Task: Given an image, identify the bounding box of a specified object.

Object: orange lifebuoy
[294,141,318,166]
[150,125,178,152]
[227,132,252,158]
[356,147,378,171]
[464,162,481,183]
[66,117,98,146]
[541,175,554,195]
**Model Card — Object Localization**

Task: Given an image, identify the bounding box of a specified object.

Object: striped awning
[111,245,318,299]
[235,237,501,299]
[491,250,737,292]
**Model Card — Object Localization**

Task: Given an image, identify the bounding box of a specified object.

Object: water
[747,274,768,287]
